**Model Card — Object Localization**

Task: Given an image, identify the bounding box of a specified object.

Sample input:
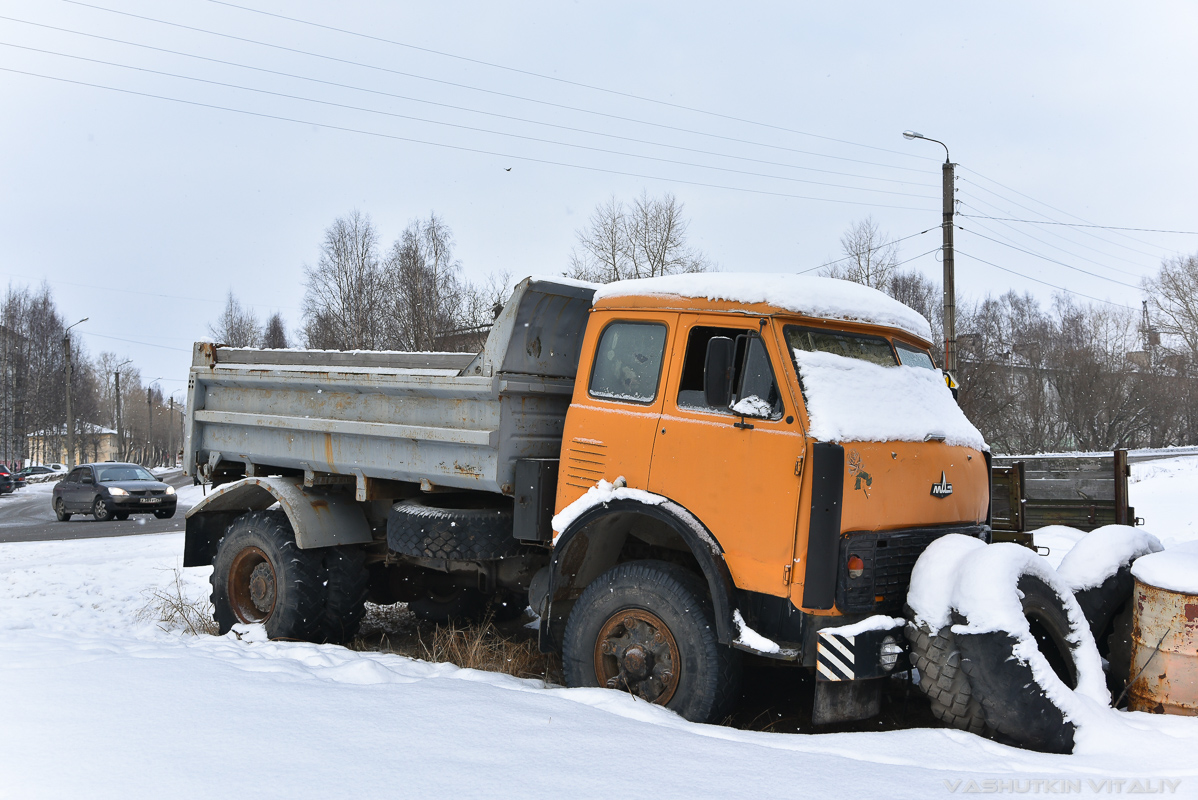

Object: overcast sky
[3,1,1198,392]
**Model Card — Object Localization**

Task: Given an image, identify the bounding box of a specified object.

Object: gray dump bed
[184,277,595,495]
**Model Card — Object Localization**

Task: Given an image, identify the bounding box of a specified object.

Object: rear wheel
[54,498,71,522]
[562,560,741,724]
[210,510,324,640]
[92,497,112,522]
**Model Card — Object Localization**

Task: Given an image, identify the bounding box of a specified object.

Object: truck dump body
[184,278,596,494]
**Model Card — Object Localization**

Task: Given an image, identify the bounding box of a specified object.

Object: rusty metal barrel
[1128,544,1198,715]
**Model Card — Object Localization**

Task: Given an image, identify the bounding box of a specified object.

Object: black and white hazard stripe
[816,630,856,681]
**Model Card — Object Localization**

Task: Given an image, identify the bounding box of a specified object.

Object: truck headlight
[108,487,129,496]
[880,635,903,672]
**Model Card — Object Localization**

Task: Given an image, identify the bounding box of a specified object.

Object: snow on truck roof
[590,273,933,342]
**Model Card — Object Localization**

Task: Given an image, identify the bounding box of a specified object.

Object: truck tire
[387,496,521,561]
[955,573,1087,754]
[318,545,369,644]
[903,608,988,735]
[210,510,325,641]
[562,560,741,724]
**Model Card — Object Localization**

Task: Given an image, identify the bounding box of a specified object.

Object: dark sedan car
[52,462,177,522]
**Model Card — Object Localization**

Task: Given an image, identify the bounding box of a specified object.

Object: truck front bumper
[815,617,908,682]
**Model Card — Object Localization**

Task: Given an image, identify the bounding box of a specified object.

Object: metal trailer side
[183,277,596,497]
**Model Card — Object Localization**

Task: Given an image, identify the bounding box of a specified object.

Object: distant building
[27,424,120,465]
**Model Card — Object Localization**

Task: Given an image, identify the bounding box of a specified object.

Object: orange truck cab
[540,273,990,724]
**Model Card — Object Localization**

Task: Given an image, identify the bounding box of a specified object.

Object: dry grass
[138,568,219,636]
[350,603,561,684]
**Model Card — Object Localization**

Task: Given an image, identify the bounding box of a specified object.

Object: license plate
[139,497,161,504]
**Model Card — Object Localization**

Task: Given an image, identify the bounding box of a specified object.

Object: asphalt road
[0,471,194,544]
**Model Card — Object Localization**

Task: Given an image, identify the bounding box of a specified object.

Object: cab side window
[676,326,784,419]
[65,468,85,484]
[588,322,668,404]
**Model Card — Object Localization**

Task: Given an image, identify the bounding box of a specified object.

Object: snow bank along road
[0,471,204,544]
[1,458,1196,798]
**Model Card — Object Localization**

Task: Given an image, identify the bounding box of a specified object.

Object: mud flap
[812,678,882,725]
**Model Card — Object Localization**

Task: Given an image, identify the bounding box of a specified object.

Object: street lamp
[63,317,88,468]
[903,131,957,377]
[114,359,132,461]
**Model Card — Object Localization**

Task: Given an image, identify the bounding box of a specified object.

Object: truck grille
[836,524,989,615]
[563,438,607,490]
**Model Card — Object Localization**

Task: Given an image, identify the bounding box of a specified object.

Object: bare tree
[383,213,469,351]
[263,313,289,349]
[569,191,711,282]
[1143,252,1198,360]
[302,210,387,350]
[208,291,262,347]
[823,217,900,289]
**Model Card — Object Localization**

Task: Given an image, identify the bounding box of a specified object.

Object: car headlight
[880,635,903,672]
[108,487,129,496]
[165,485,176,495]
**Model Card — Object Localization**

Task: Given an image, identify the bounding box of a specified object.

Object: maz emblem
[930,472,953,498]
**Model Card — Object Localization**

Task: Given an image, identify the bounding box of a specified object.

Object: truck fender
[544,498,736,649]
[183,477,373,567]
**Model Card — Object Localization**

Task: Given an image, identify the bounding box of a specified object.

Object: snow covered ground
[1,461,1196,797]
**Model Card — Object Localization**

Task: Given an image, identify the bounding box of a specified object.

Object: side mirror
[703,336,735,408]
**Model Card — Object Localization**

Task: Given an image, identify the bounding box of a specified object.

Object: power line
[959,213,1147,280]
[0,66,937,212]
[958,194,1150,271]
[55,2,933,175]
[955,249,1133,309]
[0,16,935,188]
[82,331,192,352]
[960,167,1171,257]
[0,41,936,200]
[796,228,938,275]
[958,227,1143,289]
[960,214,1198,236]
[202,0,939,163]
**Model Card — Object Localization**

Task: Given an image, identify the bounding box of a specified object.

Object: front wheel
[54,498,71,522]
[92,497,112,522]
[562,560,741,724]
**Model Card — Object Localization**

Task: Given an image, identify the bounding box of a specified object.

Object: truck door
[647,316,806,598]
[558,314,677,502]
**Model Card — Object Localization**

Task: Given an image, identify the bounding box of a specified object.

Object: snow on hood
[793,350,986,449]
[592,274,933,342]
[1132,539,1198,594]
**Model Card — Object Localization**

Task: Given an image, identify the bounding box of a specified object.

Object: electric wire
[795,228,938,275]
[200,0,939,162]
[53,2,934,174]
[957,227,1143,289]
[958,193,1151,271]
[0,66,937,212]
[0,42,937,199]
[955,250,1133,309]
[0,24,936,189]
[959,214,1198,236]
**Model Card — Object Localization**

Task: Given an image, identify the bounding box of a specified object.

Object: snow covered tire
[387,496,521,561]
[955,573,1085,754]
[903,606,987,735]
[562,560,741,724]
[211,510,326,641]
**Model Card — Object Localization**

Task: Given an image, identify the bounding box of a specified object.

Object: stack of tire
[904,526,1162,753]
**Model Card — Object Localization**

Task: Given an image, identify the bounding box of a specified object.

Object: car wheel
[54,497,72,522]
[92,497,112,522]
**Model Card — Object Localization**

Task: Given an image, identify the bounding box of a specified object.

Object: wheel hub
[249,563,276,613]
[227,547,276,623]
[595,610,680,705]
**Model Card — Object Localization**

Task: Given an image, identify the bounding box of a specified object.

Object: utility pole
[168,397,174,468]
[147,386,153,466]
[903,132,956,375]
[114,359,131,461]
[63,318,88,468]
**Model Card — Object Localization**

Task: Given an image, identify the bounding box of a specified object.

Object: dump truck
[183,273,991,724]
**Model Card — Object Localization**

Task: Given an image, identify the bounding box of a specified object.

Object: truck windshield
[785,326,897,367]
[894,341,936,370]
